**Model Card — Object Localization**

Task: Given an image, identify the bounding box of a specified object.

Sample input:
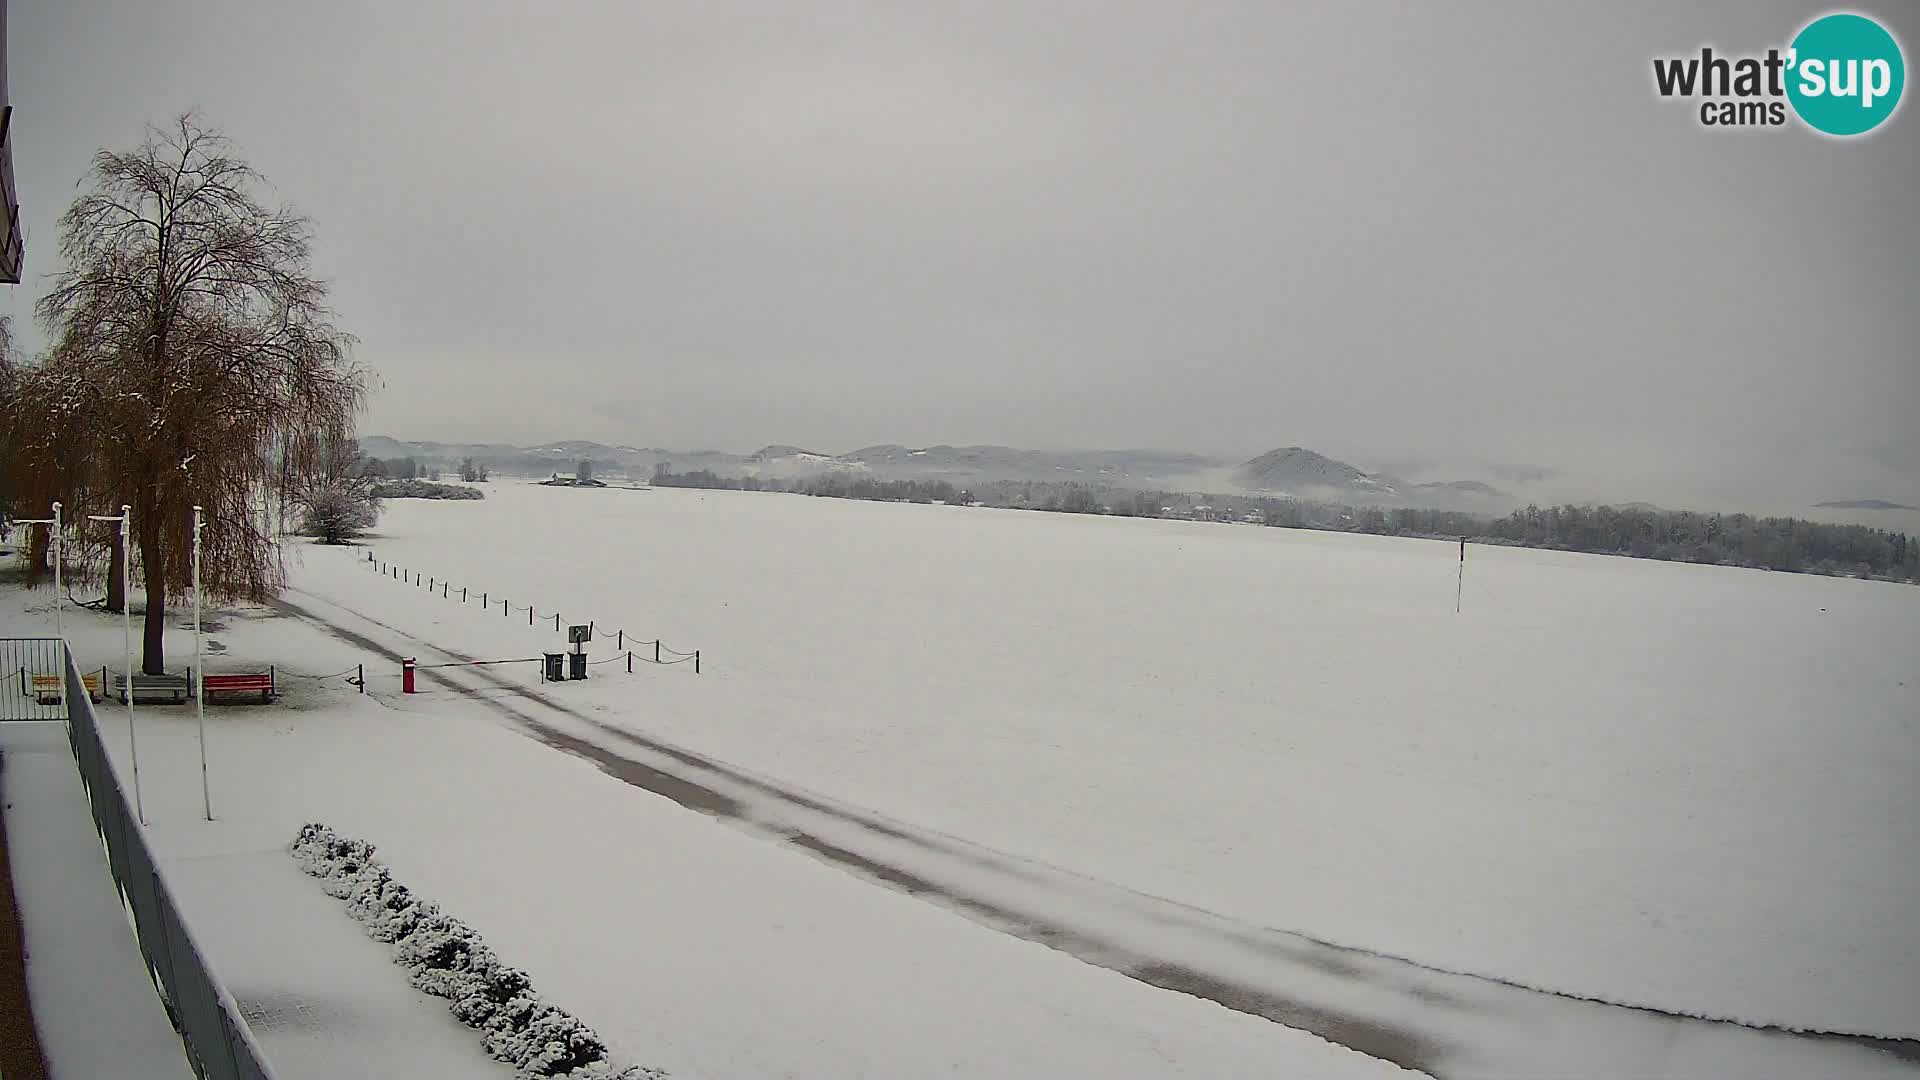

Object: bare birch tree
[33,112,366,673]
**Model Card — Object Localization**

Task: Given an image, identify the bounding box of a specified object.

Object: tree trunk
[138,519,166,675]
[27,523,50,583]
[106,539,126,612]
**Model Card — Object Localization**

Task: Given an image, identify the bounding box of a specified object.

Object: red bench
[202,670,276,703]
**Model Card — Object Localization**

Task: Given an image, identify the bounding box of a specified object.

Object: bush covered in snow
[370,479,485,500]
[299,483,382,543]
[291,824,666,1079]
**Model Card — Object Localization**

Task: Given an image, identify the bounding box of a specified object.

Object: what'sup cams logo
[1653,11,1905,136]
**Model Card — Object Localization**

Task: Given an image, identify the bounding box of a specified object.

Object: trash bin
[568,651,587,680]
[543,652,565,682]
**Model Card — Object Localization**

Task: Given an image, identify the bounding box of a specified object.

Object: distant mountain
[358,437,740,478]
[749,444,828,461]
[1486,463,1557,486]
[1813,499,1917,511]
[364,435,1510,510]
[1233,447,1398,496]
[1232,447,1506,507]
[1412,479,1505,498]
[838,444,1218,486]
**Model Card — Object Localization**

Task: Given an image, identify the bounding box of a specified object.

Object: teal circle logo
[1786,12,1905,136]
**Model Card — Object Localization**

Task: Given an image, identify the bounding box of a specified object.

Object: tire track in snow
[274,589,1920,1080]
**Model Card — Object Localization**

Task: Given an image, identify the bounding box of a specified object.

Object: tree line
[652,467,1919,583]
[357,455,491,483]
[1472,504,1917,579]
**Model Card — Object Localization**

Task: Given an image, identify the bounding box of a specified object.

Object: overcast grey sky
[4,2,1915,509]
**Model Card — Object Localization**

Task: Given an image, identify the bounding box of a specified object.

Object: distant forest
[652,466,1919,584]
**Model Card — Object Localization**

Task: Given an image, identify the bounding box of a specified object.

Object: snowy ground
[5,481,1915,1077]
[2,584,1402,1078]
[324,484,1919,1038]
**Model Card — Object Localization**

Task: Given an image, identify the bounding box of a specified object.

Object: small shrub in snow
[290,824,665,1079]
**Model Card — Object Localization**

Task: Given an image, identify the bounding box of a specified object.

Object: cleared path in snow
[279,586,1920,1080]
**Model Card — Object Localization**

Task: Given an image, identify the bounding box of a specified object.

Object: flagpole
[51,502,62,643]
[16,505,64,642]
[194,506,211,820]
[90,506,143,825]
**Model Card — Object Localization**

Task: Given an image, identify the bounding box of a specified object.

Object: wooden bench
[112,673,192,705]
[202,670,276,704]
[31,672,102,705]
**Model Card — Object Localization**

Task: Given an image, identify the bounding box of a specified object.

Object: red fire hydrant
[402,657,417,694]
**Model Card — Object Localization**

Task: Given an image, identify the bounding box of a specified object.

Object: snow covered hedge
[291,824,664,1079]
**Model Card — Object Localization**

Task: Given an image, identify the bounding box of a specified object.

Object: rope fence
[355,549,704,678]
[277,666,360,681]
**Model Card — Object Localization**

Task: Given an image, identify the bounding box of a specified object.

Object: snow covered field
[319,483,1918,1039]
[2,569,1401,1077]
[6,480,1915,1078]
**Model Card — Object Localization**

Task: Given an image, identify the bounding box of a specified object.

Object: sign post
[568,624,590,680]
[1456,537,1466,615]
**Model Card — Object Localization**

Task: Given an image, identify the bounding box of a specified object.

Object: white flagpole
[123,505,141,825]
[16,505,64,641]
[93,506,142,824]
[194,506,211,820]
[51,502,62,643]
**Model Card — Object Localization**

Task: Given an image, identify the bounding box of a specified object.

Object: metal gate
[0,638,68,720]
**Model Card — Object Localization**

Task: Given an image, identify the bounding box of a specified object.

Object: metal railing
[60,643,282,1080]
[0,637,67,721]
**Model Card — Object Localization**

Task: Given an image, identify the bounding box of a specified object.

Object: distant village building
[539,459,608,488]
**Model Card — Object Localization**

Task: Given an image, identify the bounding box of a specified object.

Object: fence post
[655,640,661,664]
[529,606,534,626]
[617,629,623,649]
[443,583,449,598]
[554,613,561,631]
[463,587,468,602]
[694,650,701,675]
[627,651,632,674]
[358,663,364,694]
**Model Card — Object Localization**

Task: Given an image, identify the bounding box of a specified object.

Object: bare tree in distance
[32,112,366,673]
[297,436,382,544]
